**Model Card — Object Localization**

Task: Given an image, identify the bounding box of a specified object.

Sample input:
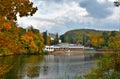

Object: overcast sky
[17,0,120,34]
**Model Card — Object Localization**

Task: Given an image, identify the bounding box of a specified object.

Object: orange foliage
[21,31,38,50]
[0,0,37,31]
[30,41,37,48]
[0,32,22,54]
[3,22,11,31]
[88,34,104,47]
[21,32,34,43]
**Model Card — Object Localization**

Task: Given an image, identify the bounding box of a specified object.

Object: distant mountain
[60,29,118,44]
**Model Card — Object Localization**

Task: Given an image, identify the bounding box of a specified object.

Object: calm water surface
[0,54,97,79]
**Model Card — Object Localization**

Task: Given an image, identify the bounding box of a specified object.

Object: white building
[44,45,54,52]
[44,43,85,52]
[48,33,57,40]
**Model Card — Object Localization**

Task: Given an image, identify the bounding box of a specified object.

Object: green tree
[84,53,120,79]
[110,31,117,37]
[54,33,59,44]
[108,35,120,72]
[102,32,109,47]
[85,35,120,79]
[43,31,47,45]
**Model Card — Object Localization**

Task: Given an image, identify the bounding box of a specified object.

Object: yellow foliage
[20,31,44,53]
[88,34,104,47]
[30,41,37,48]
[3,22,11,31]
[109,36,120,49]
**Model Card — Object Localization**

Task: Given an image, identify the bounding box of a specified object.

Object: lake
[0,54,97,79]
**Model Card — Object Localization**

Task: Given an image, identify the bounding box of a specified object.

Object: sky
[17,0,120,35]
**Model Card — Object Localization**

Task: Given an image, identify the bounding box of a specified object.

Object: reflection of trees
[26,65,40,79]
[0,56,19,79]
[0,56,24,79]
[0,64,13,78]
[0,56,43,79]
[24,56,43,79]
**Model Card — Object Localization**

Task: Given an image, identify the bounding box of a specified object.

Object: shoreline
[0,49,119,57]
[48,49,116,56]
[0,53,43,57]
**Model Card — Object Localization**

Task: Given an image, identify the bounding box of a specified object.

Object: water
[0,54,97,79]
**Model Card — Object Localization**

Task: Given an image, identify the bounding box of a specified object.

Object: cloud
[17,0,120,34]
[79,0,114,18]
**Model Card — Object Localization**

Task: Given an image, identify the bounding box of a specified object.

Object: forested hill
[63,29,108,35]
[60,29,119,48]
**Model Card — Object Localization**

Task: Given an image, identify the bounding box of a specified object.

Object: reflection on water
[0,54,96,79]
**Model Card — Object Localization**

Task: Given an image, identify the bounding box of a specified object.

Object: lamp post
[114,0,120,7]
[114,0,120,31]
[113,0,120,72]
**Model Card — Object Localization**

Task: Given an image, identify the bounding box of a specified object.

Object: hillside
[60,29,118,45]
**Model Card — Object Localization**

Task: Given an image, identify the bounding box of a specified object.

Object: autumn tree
[20,31,44,54]
[34,34,45,54]
[108,35,120,72]
[43,31,51,45]
[0,31,22,55]
[46,36,51,45]
[84,53,120,79]
[21,32,36,54]
[88,34,104,48]
[0,0,39,56]
[85,34,120,79]
[0,0,37,31]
